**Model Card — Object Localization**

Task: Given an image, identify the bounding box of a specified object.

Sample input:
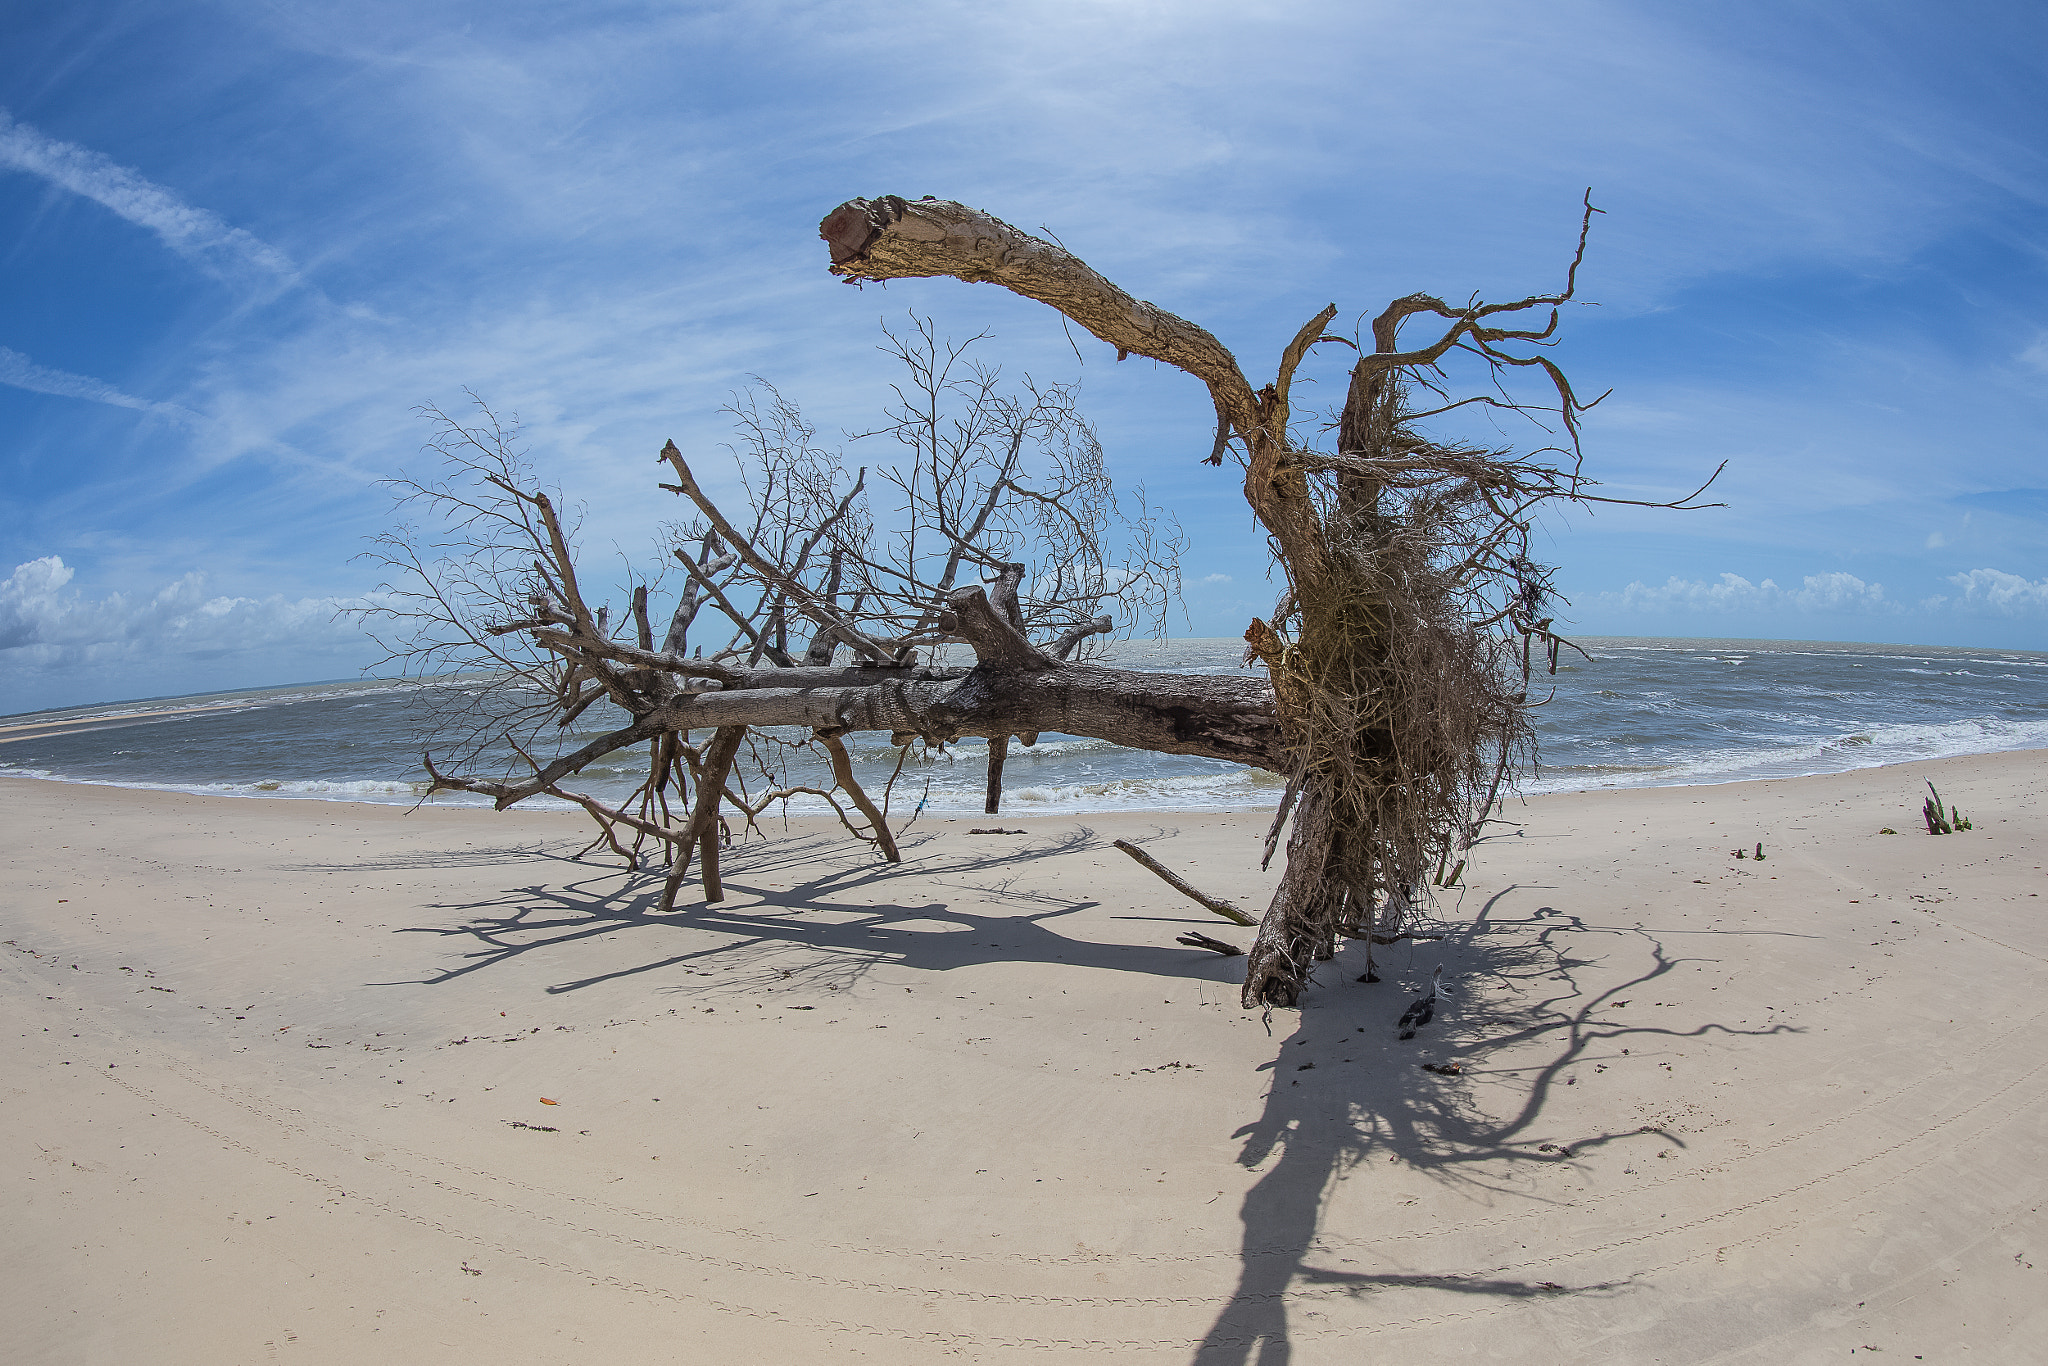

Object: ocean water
[2,637,2044,817]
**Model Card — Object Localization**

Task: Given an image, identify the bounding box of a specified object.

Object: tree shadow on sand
[1190,889,1803,1363]
[356,828,1799,1361]
[376,823,1252,997]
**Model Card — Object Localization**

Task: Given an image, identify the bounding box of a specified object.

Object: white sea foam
[1525,713,2048,794]
[768,767,1286,818]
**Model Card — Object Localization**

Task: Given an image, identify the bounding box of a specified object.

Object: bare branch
[659,439,896,663]
[1113,839,1259,927]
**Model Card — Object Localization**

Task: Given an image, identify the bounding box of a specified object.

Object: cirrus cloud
[0,346,195,422]
[0,106,297,284]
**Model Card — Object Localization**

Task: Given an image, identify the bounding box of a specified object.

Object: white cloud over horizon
[1939,568,2048,616]
[0,556,375,713]
[1601,571,1896,615]
[1596,566,2048,627]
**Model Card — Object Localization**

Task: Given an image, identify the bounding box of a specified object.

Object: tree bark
[984,734,1008,814]
[643,606,1282,772]
[820,197,1258,433]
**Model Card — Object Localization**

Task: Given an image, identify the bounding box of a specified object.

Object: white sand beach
[4,752,2044,1363]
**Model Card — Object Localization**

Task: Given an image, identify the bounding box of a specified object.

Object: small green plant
[1922,782,1971,834]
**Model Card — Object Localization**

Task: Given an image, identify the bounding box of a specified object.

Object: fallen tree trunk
[641,652,1281,771]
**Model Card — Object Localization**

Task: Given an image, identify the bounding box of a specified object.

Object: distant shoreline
[0,699,280,744]
[7,633,2045,722]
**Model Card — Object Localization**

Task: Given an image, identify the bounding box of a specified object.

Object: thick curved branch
[820,196,1259,430]
[1272,304,1339,429]
[1048,614,1113,661]
[814,729,902,862]
[936,583,1053,671]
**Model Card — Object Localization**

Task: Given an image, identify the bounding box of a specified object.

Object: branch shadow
[378,823,1251,997]
[1191,889,1799,1363]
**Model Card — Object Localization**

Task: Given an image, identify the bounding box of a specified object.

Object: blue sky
[2,0,2044,713]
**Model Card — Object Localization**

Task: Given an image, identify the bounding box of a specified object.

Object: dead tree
[364,196,1713,1009]
[818,194,1717,1007]
[359,321,1204,914]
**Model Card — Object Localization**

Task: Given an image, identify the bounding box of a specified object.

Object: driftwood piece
[1176,931,1244,956]
[1113,839,1258,926]
[1923,781,1969,833]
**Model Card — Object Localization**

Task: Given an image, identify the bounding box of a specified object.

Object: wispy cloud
[1603,571,1894,614]
[0,106,297,282]
[0,346,194,423]
[4,3,2046,687]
